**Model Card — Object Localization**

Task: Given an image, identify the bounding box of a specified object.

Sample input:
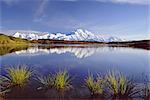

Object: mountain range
[13,29,122,42]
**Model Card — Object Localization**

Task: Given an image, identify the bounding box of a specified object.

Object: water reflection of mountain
[14,46,123,58]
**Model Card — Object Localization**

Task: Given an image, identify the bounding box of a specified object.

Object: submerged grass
[0,75,11,96]
[106,71,139,98]
[36,74,52,90]
[6,65,32,86]
[85,73,104,96]
[140,75,150,99]
[141,83,150,99]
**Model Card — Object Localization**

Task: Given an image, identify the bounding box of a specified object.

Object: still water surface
[1,44,150,84]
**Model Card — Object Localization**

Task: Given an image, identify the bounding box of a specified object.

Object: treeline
[109,40,150,50]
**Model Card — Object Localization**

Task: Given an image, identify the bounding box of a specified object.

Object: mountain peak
[75,29,91,34]
[75,28,86,32]
[13,29,123,42]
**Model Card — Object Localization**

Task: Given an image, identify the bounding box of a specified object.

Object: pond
[0,44,149,99]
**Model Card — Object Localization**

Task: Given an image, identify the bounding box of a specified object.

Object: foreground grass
[0,65,33,97]
[85,73,104,96]
[36,74,52,90]
[37,70,72,92]
[7,65,32,86]
[106,71,139,98]
[0,66,149,99]
[2,65,33,87]
[52,70,72,91]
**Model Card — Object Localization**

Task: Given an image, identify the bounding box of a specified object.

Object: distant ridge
[13,29,123,42]
[0,33,149,50]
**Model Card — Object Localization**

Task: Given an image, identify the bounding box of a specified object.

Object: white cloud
[1,0,21,5]
[33,0,48,22]
[0,29,45,35]
[96,0,149,5]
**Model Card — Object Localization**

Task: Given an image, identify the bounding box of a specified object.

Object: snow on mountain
[107,36,122,42]
[13,29,122,42]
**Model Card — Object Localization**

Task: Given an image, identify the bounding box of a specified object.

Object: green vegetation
[6,65,32,86]
[0,34,30,55]
[84,71,139,98]
[52,70,72,91]
[0,65,32,97]
[85,73,104,96]
[0,66,149,99]
[0,34,30,44]
[106,71,138,98]
[37,70,72,92]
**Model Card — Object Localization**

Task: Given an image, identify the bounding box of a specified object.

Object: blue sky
[0,0,149,40]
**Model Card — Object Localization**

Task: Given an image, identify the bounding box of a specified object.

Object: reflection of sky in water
[1,46,150,83]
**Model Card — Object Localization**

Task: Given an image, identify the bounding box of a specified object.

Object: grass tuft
[52,70,72,91]
[36,74,52,90]
[85,73,104,96]
[106,71,139,98]
[7,65,32,86]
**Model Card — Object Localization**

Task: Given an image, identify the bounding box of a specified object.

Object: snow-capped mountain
[13,29,122,42]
